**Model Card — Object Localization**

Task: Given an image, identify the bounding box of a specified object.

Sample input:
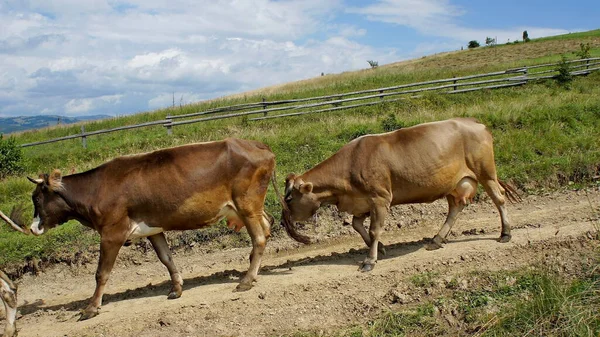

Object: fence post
[81,125,87,149]
[453,76,457,91]
[262,97,267,116]
[587,59,590,70]
[165,114,173,135]
[165,120,173,136]
[379,90,384,100]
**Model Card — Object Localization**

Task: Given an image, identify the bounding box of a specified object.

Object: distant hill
[0,115,111,134]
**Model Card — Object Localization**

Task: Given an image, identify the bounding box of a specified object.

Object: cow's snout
[30,216,45,235]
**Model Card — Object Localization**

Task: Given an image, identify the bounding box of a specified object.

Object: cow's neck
[60,172,101,227]
[301,164,348,206]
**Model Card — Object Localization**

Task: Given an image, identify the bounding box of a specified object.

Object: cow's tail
[498,179,522,203]
[270,173,311,244]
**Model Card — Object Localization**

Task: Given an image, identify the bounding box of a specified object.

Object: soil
[2,187,599,337]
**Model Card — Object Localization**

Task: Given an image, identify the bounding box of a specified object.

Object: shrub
[0,135,23,179]
[381,113,404,132]
[337,124,374,141]
[468,40,480,49]
[367,60,379,69]
[575,42,591,59]
[555,55,573,87]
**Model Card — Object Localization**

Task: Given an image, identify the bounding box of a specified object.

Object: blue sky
[0,0,597,118]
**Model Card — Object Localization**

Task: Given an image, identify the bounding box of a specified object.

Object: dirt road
[3,188,599,337]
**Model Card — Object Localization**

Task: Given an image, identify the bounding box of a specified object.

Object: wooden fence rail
[20,57,600,148]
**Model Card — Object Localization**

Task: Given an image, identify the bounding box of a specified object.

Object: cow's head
[284,173,320,222]
[27,170,70,235]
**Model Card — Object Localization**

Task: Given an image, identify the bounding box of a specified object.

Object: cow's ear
[285,173,296,194]
[285,173,296,184]
[48,169,64,192]
[299,182,313,194]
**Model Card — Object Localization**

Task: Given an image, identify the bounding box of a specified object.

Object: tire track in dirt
[4,188,600,337]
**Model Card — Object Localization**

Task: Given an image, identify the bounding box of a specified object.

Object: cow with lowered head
[281,118,519,271]
[26,138,276,320]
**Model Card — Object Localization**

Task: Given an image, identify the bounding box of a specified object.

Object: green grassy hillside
[1,30,599,269]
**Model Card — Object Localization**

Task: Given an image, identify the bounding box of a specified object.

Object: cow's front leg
[148,233,183,299]
[236,214,267,291]
[80,234,126,320]
[351,215,386,256]
[360,200,389,272]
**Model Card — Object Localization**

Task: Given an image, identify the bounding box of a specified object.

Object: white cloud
[333,24,367,38]
[65,98,93,114]
[64,94,124,115]
[148,92,207,110]
[2,0,381,117]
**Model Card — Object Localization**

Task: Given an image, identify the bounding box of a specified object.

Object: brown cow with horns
[281,118,519,271]
[23,138,276,320]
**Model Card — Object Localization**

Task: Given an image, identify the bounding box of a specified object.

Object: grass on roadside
[284,250,600,337]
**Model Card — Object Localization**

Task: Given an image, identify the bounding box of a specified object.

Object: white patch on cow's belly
[128,221,164,240]
[213,201,243,230]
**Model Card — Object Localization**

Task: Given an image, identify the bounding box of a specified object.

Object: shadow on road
[17,236,443,317]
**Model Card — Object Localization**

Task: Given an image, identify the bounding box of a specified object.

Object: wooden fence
[21,57,600,148]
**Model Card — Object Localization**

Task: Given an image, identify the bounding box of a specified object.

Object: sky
[0,0,597,118]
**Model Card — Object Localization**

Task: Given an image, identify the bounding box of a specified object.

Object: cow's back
[347,118,493,204]
[89,139,274,228]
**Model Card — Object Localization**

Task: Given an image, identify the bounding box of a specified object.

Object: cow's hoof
[498,233,512,243]
[359,262,375,272]
[425,235,444,250]
[167,290,182,300]
[79,307,99,321]
[235,282,253,292]
[378,242,387,256]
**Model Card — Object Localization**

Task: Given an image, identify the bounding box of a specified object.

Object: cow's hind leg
[427,177,476,250]
[148,233,183,299]
[480,179,512,243]
[236,213,267,291]
[352,215,386,256]
[1,271,17,337]
[427,196,465,250]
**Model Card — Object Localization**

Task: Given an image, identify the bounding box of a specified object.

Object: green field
[1,30,600,270]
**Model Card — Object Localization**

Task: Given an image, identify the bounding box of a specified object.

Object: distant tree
[523,30,530,42]
[485,37,496,46]
[367,60,379,69]
[468,40,480,49]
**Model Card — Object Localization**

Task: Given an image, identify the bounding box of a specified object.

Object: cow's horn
[27,177,43,184]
